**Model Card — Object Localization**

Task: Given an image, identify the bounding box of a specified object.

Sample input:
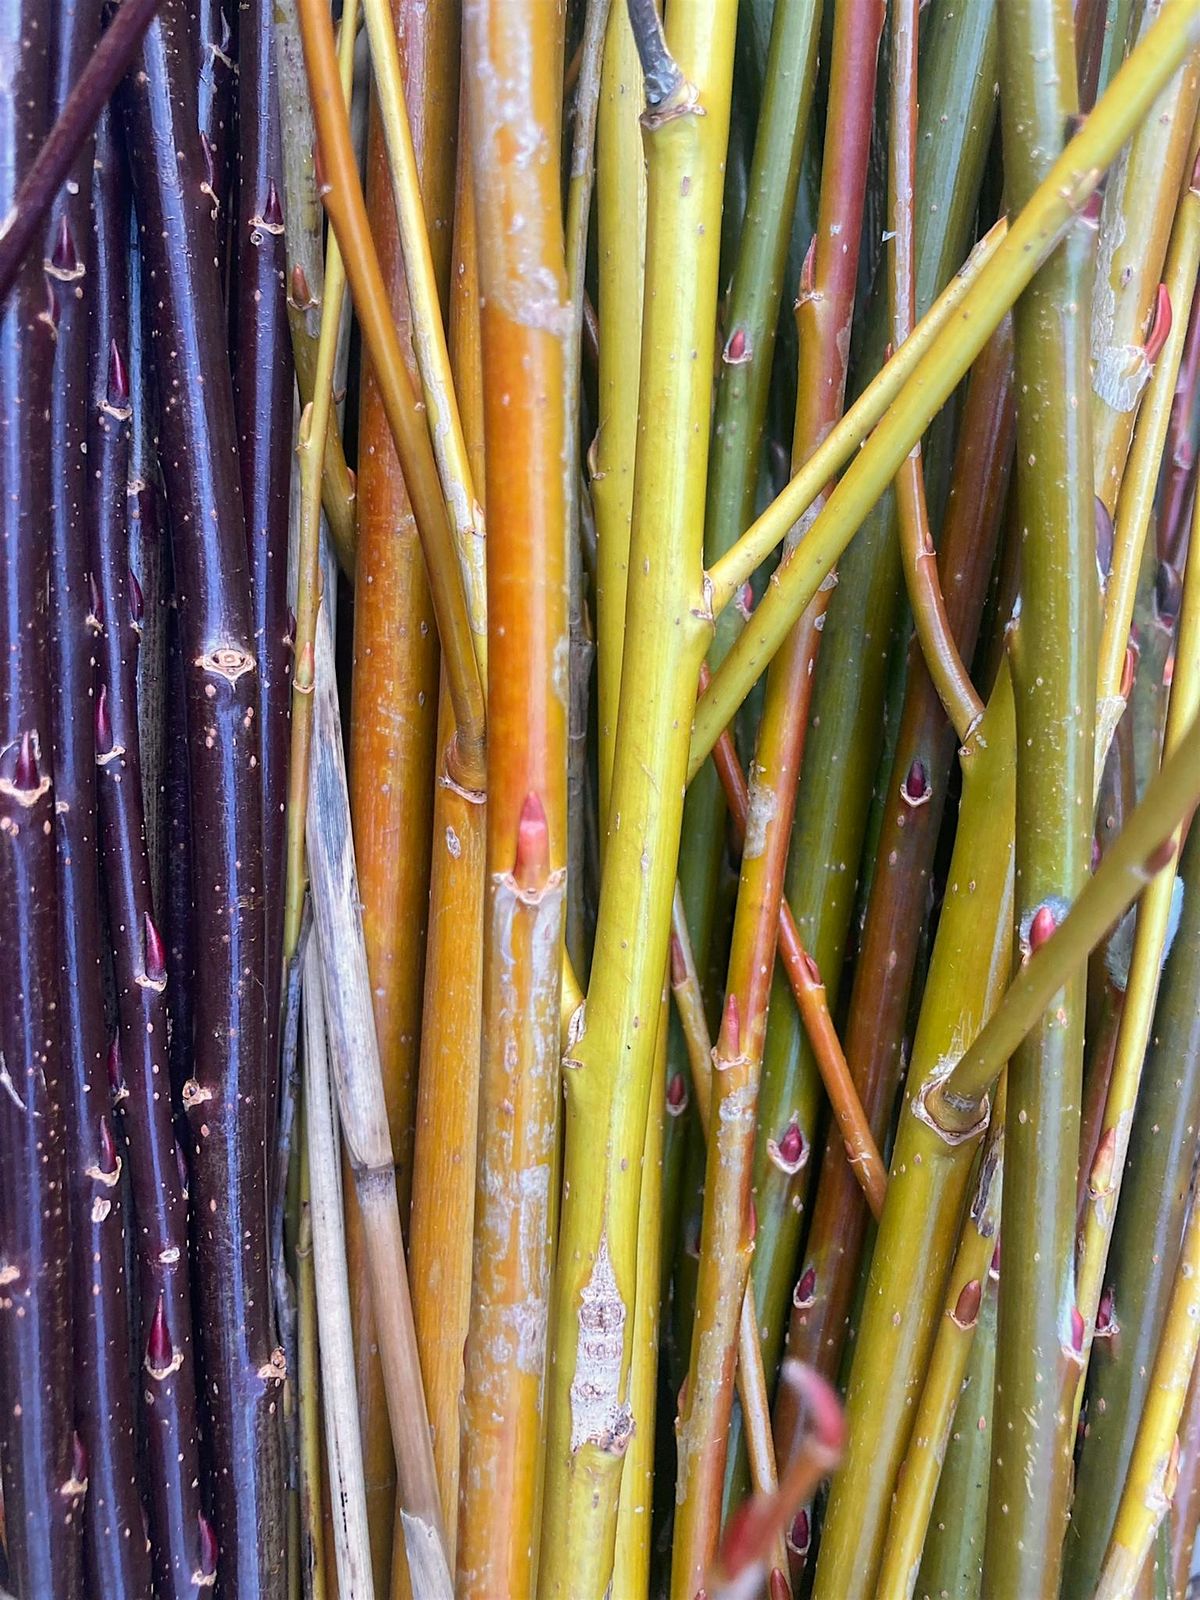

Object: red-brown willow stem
[232,0,293,1148]
[456,3,568,1592]
[983,3,1095,1590]
[91,106,209,1600]
[0,0,77,1589]
[889,0,983,744]
[780,318,1014,1391]
[0,0,164,301]
[48,29,148,1591]
[123,3,286,1589]
[705,717,886,1217]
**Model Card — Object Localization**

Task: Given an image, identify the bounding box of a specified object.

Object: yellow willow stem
[1074,410,1200,1408]
[1095,117,1200,773]
[592,0,646,826]
[1095,1187,1200,1599]
[537,5,737,1594]
[455,2,568,1595]
[693,0,1200,771]
[358,0,487,669]
[874,1079,1005,1600]
[611,997,667,1600]
[282,0,356,967]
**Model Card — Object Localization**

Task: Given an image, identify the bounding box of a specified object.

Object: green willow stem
[982,3,1095,1588]
[932,706,1200,1127]
[538,4,736,1590]
[691,0,1200,772]
[811,668,1017,1600]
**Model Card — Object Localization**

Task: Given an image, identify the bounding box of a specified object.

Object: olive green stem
[692,0,1200,771]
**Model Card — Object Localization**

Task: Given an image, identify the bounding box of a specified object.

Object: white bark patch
[569,1232,632,1453]
[742,770,776,860]
[0,1053,26,1111]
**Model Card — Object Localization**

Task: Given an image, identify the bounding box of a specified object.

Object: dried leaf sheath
[91,106,208,1600]
[123,3,285,1588]
[456,4,569,1591]
[0,1,78,1588]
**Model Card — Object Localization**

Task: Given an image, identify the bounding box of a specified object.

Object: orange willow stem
[297,0,485,790]
[408,101,487,1568]
[344,2,458,1584]
[455,4,569,1595]
[705,716,886,1217]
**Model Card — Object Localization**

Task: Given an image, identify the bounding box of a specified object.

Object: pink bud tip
[108,338,130,405]
[51,214,78,275]
[1070,1305,1085,1353]
[1029,904,1057,951]
[263,178,284,229]
[725,327,748,362]
[778,1121,805,1167]
[669,933,687,988]
[198,1512,218,1577]
[798,236,817,298]
[1145,282,1173,365]
[666,1073,687,1112]
[769,1567,790,1600]
[902,757,929,804]
[128,568,144,625]
[789,1508,811,1556]
[95,685,113,755]
[794,1265,816,1309]
[143,912,167,986]
[14,731,38,791]
[952,1278,982,1328]
[98,1115,118,1176]
[72,1432,88,1484]
[513,790,550,890]
[146,1294,173,1369]
[736,580,755,620]
[800,950,821,987]
[106,1037,124,1095]
[717,992,741,1058]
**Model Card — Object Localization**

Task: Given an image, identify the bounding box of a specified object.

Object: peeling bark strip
[122,2,285,1590]
[569,1234,632,1454]
[90,105,205,1600]
[49,43,151,1592]
[0,0,78,1591]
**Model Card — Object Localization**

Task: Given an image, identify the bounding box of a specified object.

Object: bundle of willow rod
[4,0,1200,1597]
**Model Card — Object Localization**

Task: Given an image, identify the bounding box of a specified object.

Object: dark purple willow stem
[122,1,286,1591]
[232,0,292,1182]
[91,105,210,1600]
[197,0,236,274]
[0,1,79,1592]
[47,14,152,1595]
[0,0,165,302]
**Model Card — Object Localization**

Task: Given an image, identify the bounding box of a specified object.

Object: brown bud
[98,1115,119,1177]
[769,1568,790,1600]
[715,992,741,1061]
[952,1278,982,1329]
[14,730,38,792]
[146,1294,173,1370]
[51,214,78,276]
[724,326,750,364]
[1094,497,1114,583]
[1089,1125,1117,1197]
[793,1264,816,1309]
[788,1508,811,1557]
[666,1074,688,1116]
[1095,1284,1116,1336]
[106,1036,125,1097]
[262,178,284,230]
[669,932,687,988]
[901,757,930,806]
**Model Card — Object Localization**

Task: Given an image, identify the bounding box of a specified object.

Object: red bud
[794,1265,816,1309]
[1029,904,1057,951]
[513,791,550,891]
[198,1512,218,1577]
[1145,282,1173,364]
[108,338,130,405]
[144,912,167,986]
[146,1295,173,1369]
